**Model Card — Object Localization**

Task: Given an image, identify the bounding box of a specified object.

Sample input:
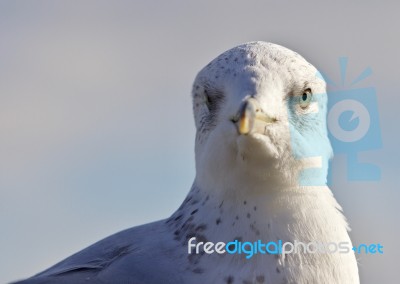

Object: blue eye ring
[300,88,312,108]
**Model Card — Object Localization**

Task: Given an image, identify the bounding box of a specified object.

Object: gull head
[192,42,332,192]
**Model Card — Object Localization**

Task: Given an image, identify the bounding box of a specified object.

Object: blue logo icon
[323,57,382,182]
[289,57,382,186]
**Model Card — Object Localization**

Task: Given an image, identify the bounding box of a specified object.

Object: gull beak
[233,98,276,135]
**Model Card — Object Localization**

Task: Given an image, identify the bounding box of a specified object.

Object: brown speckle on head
[225,275,234,284]
[256,275,265,283]
[201,195,209,206]
[195,224,207,232]
[192,268,204,274]
[196,234,208,243]
[187,253,201,265]
[174,214,183,221]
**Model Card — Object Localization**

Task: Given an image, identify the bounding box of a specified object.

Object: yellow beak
[235,98,276,135]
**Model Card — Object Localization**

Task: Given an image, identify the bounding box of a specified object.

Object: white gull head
[193,41,332,195]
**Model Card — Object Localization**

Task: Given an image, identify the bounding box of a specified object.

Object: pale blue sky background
[1,1,399,283]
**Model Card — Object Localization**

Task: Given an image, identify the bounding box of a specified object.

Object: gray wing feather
[11,220,184,284]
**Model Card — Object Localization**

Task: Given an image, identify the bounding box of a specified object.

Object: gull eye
[203,89,225,113]
[205,95,213,107]
[300,88,312,109]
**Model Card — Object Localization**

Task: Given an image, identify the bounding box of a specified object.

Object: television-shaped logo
[290,57,382,186]
[325,57,381,182]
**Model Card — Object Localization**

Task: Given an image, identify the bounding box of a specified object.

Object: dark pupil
[302,93,308,101]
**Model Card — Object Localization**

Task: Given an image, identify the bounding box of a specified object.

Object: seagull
[13,42,359,284]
